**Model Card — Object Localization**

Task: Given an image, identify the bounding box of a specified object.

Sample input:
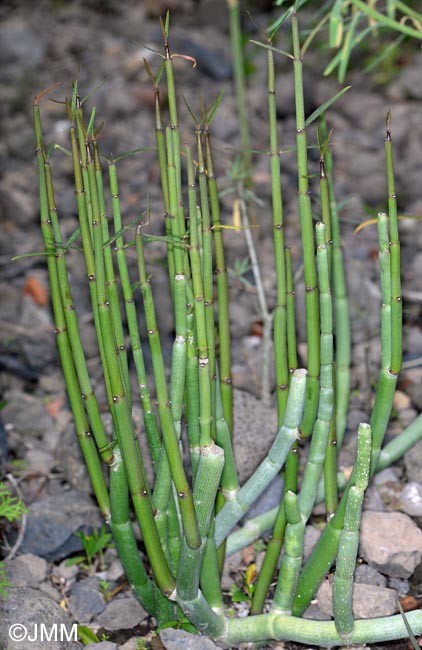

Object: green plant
[0,481,27,597]
[274,0,422,82]
[66,526,112,573]
[31,3,422,646]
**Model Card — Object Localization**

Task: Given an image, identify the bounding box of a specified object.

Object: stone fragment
[85,643,117,650]
[354,563,387,587]
[0,586,81,650]
[18,490,103,561]
[316,580,397,619]
[160,628,221,650]
[360,511,422,578]
[69,577,106,624]
[405,440,422,483]
[96,596,147,631]
[400,482,422,516]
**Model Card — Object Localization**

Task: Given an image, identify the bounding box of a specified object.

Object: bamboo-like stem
[215,369,306,547]
[93,138,130,399]
[227,0,252,184]
[205,129,233,433]
[286,247,298,374]
[34,102,110,519]
[86,141,175,595]
[176,443,224,600]
[196,129,217,441]
[44,154,114,468]
[333,423,371,638]
[292,11,320,437]
[385,112,402,375]
[238,193,273,405]
[272,222,333,615]
[109,446,158,616]
[166,127,188,442]
[108,163,162,469]
[186,144,212,448]
[136,227,201,552]
[266,46,288,424]
[319,114,350,447]
[293,208,399,615]
[319,158,337,515]
[221,610,422,647]
[227,413,422,556]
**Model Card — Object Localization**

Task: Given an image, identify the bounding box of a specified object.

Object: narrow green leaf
[304,86,351,127]
[250,40,294,60]
[205,90,224,127]
[268,6,294,38]
[80,78,109,106]
[329,0,345,47]
[364,33,405,73]
[70,80,78,119]
[112,146,156,163]
[64,226,81,248]
[338,12,361,83]
[86,107,96,137]
[11,251,52,261]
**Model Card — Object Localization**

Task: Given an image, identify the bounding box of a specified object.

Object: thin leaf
[183,94,199,126]
[338,12,362,83]
[80,78,109,106]
[54,144,72,157]
[329,0,344,47]
[112,146,156,163]
[352,0,422,38]
[70,80,78,119]
[11,251,52,261]
[249,40,294,60]
[363,33,405,73]
[268,6,294,37]
[205,90,224,127]
[86,107,96,137]
[324,24,375,76]
[304,86,351,127]
[64,226,81,248]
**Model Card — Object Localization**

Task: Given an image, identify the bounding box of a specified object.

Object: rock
[303,525,322,562]
[118,640,141,650]
[393,390,412,411]
[405,439,422,483]
[160,628,220,650]
[232,389,278,485]
[0,586,81,650]
[0,20,45,69]
[316,580,397,619]
[3,390,54,438]
[246,474,283,519]
[354,563,387,587]
[360,511,422,578]
[387,55,422,100]
[18,490,103,561]
[4,557,41,589]
[57,423,93,494]
[69,577,106,624]
[85,643,118,650]
[400,482,422,517]
[96,596,147,631]
[388,576,410,596]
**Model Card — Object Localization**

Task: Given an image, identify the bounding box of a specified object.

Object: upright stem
[292,11,320,437]
[227,0,252,184]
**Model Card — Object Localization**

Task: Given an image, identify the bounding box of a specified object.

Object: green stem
[292,11,320,437]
